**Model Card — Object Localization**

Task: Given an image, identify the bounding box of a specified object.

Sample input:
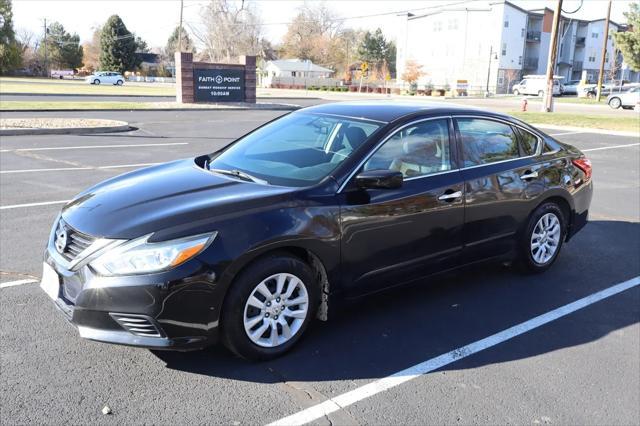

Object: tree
[614,3,640,71]
[0,0,21,74]
[190,0,263,63]
[100,15,140,73]
[401,60,424,83]
[38,21,83,70]
[357,28,396,78]
[82,27,101,72]
[165,26,195,57]
[280,2,342,66]
[135,36,149,53]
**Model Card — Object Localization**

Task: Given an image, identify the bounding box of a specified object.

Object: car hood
[61,158,296,239]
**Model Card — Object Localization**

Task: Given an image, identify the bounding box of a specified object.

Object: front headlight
[90,232,217,276]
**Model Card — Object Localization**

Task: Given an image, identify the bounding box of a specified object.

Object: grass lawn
[0,101,151,110]
[0,77,175,96]
[510,111,640,133]
[0,101,252,110]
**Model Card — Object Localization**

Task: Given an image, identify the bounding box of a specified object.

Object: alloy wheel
[243,273,309,348]
[530,213,561,264]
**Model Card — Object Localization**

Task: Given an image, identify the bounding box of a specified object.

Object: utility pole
[178,0,184,52]
[485,45,494,94]
[542,0,563,112]
[596,0,612,102]
[43,18,48,77]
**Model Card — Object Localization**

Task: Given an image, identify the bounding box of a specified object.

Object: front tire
[537,90,544,97]
[513,89,520,96]
[116,80,124,86]
[221,253,319,360]
[519,203,566,273]
[93,79,100,85]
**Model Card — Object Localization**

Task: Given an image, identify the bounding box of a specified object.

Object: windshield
[207,112,383,187]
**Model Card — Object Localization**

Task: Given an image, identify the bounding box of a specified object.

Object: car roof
[298,101,494,123]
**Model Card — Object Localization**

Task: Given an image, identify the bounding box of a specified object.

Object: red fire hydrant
[521,97,528,112]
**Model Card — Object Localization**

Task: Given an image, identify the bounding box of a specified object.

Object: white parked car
[512,77,562,96]
[561,80,581,95]
[86,72,125,86]
[607,87,640,109]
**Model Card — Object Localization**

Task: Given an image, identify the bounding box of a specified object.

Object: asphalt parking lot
[1,107,638,425]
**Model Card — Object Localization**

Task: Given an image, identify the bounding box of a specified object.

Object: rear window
[518,128,539,156]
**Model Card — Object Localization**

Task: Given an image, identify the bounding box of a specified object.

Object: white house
[264,59,334,78]
[260,59,335,88]
[396,0,637,94]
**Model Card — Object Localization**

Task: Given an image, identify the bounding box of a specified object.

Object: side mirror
[355,169,403,190]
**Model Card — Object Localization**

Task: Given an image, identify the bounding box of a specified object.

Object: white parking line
[549,131,585,136]
[0,200,69,210]
[582,143,640,152]
[0,279,38,289]
[0,142,188,153]
[268,276,640,426]
[1,162,159,174]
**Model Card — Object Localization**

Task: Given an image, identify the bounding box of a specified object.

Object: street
[1,108,639,425]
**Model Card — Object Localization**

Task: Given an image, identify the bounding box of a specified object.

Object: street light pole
[486,45,493,94]
[542,0,563,112]
[596,0,612,102]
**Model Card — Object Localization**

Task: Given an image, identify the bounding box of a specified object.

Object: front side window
[364,119,452,178]
[208,112,381,187]
[457,118,519,167]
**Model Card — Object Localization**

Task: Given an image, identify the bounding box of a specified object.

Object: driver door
[338,117,465,296]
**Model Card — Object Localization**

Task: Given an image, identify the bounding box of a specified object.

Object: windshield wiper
[209,167,268,185]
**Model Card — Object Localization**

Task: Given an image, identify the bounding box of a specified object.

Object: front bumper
[43,247,224,351]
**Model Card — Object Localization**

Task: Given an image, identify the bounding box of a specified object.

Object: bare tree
[189,0,263,63]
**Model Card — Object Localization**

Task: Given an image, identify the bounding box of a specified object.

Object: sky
[11,0,635,49]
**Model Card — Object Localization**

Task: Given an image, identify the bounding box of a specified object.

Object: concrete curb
[530,123,639,138]
[0,122,130,136]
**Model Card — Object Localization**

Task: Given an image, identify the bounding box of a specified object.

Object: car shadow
[152,220,640,383]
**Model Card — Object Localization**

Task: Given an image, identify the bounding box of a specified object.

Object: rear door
[339,117,465,295]
[454,116,545,261]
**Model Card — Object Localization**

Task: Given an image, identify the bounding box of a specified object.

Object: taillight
[572,157,592,180]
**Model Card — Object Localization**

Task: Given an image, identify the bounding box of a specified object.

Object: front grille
[110,313,164,338]
[59,222,96,261]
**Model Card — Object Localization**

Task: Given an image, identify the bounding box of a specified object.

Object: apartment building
[396,1,638,94]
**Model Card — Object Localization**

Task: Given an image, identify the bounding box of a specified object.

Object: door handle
[520,170,539,180]
[438,190,463,202]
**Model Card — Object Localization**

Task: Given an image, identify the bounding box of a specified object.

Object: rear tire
[221,252,319,360]
[519,202,566,274]
[537,90,544,97]
[608,97,622,109]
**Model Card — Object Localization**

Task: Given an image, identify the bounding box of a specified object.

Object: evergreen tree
[38,22,83,70]
[614,3,640,71]
[99,15,140,73]
[0,0,21,74]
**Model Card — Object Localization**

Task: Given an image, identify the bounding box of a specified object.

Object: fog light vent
[110,313,164,338]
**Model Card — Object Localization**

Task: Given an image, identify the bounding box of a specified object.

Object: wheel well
[226,246,331,321]
[538,196,572,230]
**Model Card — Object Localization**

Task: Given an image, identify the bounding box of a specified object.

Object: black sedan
[40,102,593,360]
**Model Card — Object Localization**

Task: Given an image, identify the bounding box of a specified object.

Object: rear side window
[518,128,539,155]
[456,118,519,167]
